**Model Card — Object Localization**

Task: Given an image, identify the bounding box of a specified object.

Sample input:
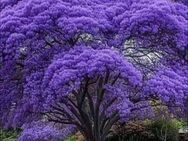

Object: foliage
[149,119,179,141]
[108,121,153,141]
[108,119,183,141]
[64,136,76,141]
[0,128,19,141]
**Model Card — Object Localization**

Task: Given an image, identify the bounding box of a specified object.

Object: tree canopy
[0,0,188,140]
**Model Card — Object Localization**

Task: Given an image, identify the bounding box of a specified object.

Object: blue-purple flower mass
[0,0,188,141]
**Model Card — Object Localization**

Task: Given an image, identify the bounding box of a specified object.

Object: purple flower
[19,121,74,141]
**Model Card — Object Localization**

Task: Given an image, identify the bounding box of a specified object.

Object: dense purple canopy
[144,61,188,116]
[0,0,188,140]
[175,0,188,6]
[42,46,142,120]
[43,46,142,95]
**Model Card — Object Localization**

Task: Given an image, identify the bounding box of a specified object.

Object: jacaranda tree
[0,0,188,140]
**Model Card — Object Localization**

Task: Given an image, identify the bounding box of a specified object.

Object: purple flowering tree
[41,46,142,140]
[0,0,188,140]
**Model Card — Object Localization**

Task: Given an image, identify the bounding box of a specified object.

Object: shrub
[0,128,19,141]
[107,119,182,141]
[108,121,153,141]
[150,119,180,141]
[64,136,76,141]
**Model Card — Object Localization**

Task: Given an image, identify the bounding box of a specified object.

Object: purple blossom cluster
[112,0,188,51]
[144,61,188,116]
[18,121,74,141]
[174,0,188,6]
[145,63,188,103]
[42,46,142,97]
